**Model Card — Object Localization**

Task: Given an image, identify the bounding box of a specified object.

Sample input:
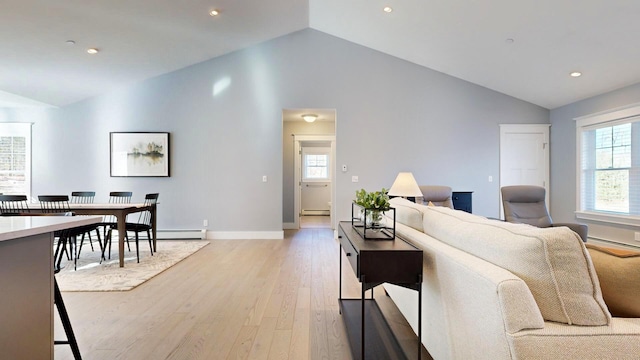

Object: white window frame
[301,147,330,182]
[575,102,640,226]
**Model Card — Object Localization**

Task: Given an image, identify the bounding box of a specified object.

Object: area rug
[55,240,209,292]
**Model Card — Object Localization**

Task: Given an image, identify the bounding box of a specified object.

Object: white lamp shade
[388,172,422,197]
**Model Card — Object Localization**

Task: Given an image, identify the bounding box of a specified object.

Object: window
[0,123,31,197]
[302,147,330,181]
[577,105,640,224]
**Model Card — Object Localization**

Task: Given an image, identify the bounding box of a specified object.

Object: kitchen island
[0,215,101,359]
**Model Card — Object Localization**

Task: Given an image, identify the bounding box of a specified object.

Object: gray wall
[282,120,335,223]
[0,29,549,235]
[550,82,640,246]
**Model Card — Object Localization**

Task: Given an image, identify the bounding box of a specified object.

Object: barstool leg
[54,277,82,360]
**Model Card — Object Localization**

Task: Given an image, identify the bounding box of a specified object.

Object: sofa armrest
[553,222,588,242]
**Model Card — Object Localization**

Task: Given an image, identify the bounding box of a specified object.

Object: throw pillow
[586,243,640,317]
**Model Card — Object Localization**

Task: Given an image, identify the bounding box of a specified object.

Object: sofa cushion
[586,244,640,317]
[389,197,425,231]
[422,206,611,326]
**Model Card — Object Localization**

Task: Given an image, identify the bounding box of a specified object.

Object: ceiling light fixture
[383,6,393,13]
[209,9,220,16]
[87,48,99,54]
[302,114,318,123]
[65,40,76,46]
[570,71,582,77]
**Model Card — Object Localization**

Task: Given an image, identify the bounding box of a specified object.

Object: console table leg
[361,276,366,360]
[418,274,422,360]
[339,245,342,314]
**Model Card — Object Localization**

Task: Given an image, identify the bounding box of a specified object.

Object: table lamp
[388,172,422,202]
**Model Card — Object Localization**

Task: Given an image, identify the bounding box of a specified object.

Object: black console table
[338,222,423,360]
[452,191,473,213]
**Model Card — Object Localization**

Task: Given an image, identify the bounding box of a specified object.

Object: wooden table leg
[151,205,157,252]
[117,211,126,267]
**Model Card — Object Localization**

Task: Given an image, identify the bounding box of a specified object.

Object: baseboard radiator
[301,210,330,216]
[156,229,206,240]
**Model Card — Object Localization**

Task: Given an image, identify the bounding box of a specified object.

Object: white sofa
[383,198,640,360]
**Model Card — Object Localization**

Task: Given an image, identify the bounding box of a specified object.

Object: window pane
[595,169,629,213]
[303,153,329,180]
[612,145,631,168]
[595,148,612,169]
[595,127,612,148]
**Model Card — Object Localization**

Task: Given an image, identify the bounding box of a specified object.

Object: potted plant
[354,188,390,229]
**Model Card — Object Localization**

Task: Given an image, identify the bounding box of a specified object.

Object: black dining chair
[105,193,159,263]
[39,195,88,270]
[70,191,103,257]
[0,194,30,214]
[100,191,133,254]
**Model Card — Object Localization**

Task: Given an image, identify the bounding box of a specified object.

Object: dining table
[22,202,157,267]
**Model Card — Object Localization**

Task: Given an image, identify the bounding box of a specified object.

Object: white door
[499,124,550,218]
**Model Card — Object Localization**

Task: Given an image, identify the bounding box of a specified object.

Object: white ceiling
[2,0,640,109]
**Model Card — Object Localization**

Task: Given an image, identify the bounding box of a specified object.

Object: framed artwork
[110,132,170,177]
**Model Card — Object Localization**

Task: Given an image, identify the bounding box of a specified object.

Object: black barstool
[54,268,82,359]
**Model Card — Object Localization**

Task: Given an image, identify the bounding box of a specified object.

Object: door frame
[499,124,550,218]
[293,134,336,229]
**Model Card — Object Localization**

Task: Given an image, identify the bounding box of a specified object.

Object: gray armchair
[420,185,454,209]
[501,185,588,242]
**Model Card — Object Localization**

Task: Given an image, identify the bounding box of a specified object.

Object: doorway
[499,124,550,218]
[282,109,336,230]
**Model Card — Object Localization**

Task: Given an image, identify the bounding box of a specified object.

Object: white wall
[0,29,549,236]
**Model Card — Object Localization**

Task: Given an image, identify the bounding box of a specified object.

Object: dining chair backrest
[109,192,132,204]
[71,191,95,204]
[0,195,30,214]
[38,195,71,213]
[137,193,159,226]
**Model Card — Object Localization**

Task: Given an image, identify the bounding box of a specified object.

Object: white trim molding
[206,230,284,240]
[575,211,640,228]
[574,103,640,224]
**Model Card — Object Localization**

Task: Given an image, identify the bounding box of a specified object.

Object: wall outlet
[488,175,493,182]
[342,164,348,172]
[262,175,267,182]
[203,219,208,227]
[635,232,640,242]
[351,175,359,183]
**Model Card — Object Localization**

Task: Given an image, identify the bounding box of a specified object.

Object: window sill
[575,211,640,227]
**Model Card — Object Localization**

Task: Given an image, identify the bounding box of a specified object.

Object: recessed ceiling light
[65,40,76,46]
[570,71,582,77]
[383,6,393,13]
[209,9,219,16]
[505,38,514,44]
[87,48,99,54]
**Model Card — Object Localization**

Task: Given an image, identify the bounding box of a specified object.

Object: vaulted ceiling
[2,0,640,109]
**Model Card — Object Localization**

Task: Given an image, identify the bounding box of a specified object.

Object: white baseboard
[206,230,284,240]
[157,229,206,240]
[282,222,297,230]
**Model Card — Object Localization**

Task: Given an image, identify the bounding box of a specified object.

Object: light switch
[262,175,267,182]
[352,176,359,183]
[488,176,493,182]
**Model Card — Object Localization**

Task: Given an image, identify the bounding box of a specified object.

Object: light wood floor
[53,229,346,359]
[299,215,331,229]
[54,228,427,359]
